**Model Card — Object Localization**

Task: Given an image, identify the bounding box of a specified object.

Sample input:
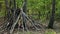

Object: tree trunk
[48,0,56,29]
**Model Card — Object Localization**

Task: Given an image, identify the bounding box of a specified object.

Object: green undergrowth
[13,29,58,34]
[0,11,5,17]
[45,29,56,34]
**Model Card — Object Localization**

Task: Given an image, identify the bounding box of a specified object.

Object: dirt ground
[0,17,5,25]
[0,17,60,34]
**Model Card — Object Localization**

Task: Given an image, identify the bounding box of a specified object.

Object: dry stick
[0,21,9,32]
[22,12,29,31]
[21,17,24,34]
[17,19,22,34]
[22,15,29,31]
[21,11,45,31]
[20,8,29,34]
[30,18,45,31]
[0,16,11,33]
[0,22,8,29]
[22,17,25,34]
[0,21,9,33]
[0,26,7,33]
[28,15,45,32]
[17,15,22,34]
[0,16,13,30]
[5,0,13,31]
[20,8,26,34]
[25,14,45,32]
[21,11,45,34]
[21,11,38,30]
[0,19,12,32]
[10,12,21,34]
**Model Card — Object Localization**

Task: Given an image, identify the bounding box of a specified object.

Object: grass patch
[0,11,5,17]
[45,29,56,34]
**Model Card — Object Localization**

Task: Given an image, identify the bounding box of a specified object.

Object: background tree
[48,0,56,29]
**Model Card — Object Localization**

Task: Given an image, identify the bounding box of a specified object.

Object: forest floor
[0,17,60,34]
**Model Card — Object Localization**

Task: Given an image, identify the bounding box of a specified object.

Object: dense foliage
[0,0,60,20]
